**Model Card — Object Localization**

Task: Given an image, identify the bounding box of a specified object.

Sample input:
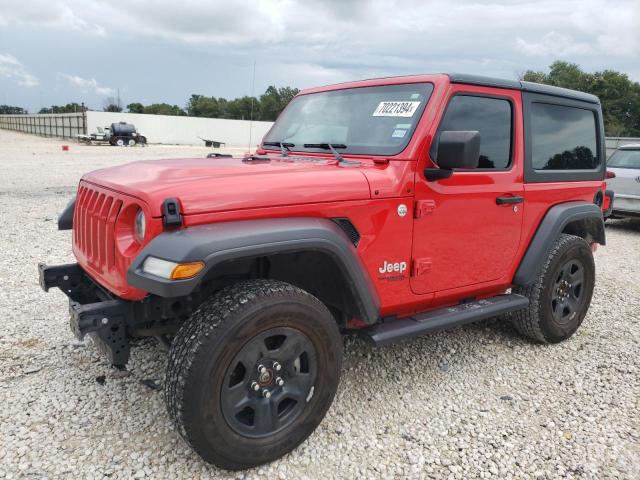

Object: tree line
[121,86,299,122]
[1,85,298,122]
[2,63,639,135]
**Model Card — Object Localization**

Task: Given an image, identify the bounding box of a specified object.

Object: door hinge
[412,258,432,277]
[415,199,436,219]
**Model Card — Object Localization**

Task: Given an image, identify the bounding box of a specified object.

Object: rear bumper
[611,209,640,218]
[39,263,131,366]
[610,192,640,216]
[603,189,614,218]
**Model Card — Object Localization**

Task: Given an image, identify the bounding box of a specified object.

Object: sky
[0,0,638,112]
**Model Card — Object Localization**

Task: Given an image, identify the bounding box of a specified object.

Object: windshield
[263,83,434,156]
[608,149,640,169]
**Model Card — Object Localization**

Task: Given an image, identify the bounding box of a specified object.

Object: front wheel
[512,234,595,343]
[165,280,342,470]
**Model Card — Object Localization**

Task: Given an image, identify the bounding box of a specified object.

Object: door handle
[496,195,524,205]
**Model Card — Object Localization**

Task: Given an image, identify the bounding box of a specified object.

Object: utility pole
[248,60,256,151]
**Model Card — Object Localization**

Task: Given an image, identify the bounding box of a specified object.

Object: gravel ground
[0,130,638,479]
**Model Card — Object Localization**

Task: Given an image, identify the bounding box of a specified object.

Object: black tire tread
[164,278,336,464]
[512,233,592,343]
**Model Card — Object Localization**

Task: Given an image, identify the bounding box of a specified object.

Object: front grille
[74,184,122,274]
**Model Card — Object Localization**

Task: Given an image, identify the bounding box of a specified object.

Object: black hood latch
[162,198,183,228]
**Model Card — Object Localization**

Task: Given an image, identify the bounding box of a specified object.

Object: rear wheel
[127,138,136,146]
[115,138,124,146]
[512,234,595,343]
[165,279,342,470]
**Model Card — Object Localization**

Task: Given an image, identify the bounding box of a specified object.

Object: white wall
[605,137,640,158]
[86,111,274,147]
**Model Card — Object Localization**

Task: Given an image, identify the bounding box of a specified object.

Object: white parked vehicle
[607,144,640,219]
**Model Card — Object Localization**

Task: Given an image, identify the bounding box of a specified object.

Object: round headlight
[135,209,146,242]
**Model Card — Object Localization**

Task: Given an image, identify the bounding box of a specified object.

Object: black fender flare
[127,217,380,324]
[513,202,605,286]
[58,197,75,230]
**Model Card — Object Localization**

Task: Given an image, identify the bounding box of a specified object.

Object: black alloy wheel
[221,327,317,438]
[550,258,585,324]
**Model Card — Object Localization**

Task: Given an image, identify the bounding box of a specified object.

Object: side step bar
[363,294,529,347]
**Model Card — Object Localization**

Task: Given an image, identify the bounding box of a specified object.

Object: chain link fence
[0,113,86,139]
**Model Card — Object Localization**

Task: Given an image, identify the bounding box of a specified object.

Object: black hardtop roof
[447,73,600,105]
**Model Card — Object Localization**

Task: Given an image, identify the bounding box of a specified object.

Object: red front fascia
[72,181,163,300]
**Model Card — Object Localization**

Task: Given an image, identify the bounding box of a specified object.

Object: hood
[82,155,373,217]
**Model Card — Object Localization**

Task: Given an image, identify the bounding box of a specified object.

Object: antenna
[248,60,256,151]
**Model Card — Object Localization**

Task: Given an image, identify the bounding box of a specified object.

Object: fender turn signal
[142,257,205,280]
[170,261,205,280]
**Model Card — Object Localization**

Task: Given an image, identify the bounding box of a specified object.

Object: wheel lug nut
[257,364,266,374]
[273,361,282,371]
[276,377,284,386]
[262,389,271,399]
[251,382,260,391]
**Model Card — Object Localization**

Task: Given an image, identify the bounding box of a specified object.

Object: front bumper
[39,263,131,366]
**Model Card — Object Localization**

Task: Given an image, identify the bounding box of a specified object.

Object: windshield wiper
[303,143,347,162]
[263,141,294,157]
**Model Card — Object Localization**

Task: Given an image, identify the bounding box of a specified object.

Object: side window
[436,95,512,169]
[530,103,599,170]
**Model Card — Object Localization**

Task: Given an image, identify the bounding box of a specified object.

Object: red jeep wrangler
[40,74,610,469]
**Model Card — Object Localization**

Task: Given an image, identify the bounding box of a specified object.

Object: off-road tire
[512,234,595,343]
[165,279,342,470]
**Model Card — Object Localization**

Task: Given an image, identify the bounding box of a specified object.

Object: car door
[607,148,640,213]
[410,85,524,295]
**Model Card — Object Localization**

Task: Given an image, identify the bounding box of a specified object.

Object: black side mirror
[437,130,481,169]
[425,130,481,181]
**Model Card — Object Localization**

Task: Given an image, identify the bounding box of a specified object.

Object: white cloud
[516,32,595,57]
[89,0,635,82]
[60,74,114,96]
[1,0,639,112]
[0,1,105,35]
[0,53,39,87]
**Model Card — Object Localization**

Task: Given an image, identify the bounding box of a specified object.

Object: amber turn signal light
[170,261,205,280]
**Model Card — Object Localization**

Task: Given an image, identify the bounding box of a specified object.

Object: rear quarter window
[531,103,599,170]
[523,92,605,183]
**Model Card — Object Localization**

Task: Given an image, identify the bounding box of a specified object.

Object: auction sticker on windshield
[373,101,421,117]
